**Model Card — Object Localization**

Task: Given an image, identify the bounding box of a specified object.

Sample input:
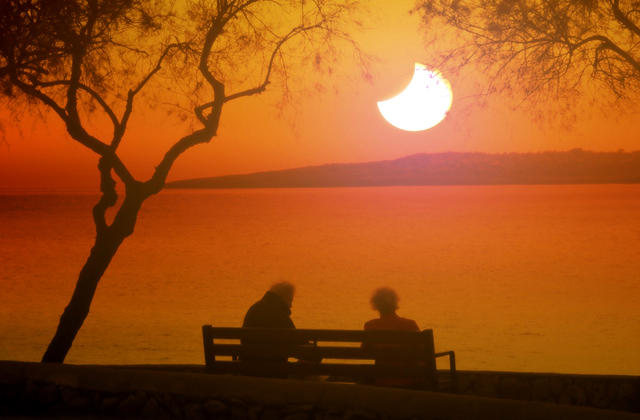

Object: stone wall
[453,371,639,412]
[114,365,640,412]
[2,380,325,420]
[1,361,639,420]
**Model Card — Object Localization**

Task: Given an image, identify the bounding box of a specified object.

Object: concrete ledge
[1,361,639,420]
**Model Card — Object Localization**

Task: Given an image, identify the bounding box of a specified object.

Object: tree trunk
[41,193,143,363]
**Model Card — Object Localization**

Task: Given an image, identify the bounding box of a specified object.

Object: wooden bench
[202,326,457,391]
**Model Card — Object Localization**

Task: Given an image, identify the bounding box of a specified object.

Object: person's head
[269,281,296,308]
[370,287,399,315]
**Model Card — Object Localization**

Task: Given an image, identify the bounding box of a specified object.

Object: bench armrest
[434,350,456,377]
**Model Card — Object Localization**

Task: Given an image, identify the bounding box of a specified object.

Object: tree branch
[198,19,226,114]
[10,77,69,122]
[223,20,330,104]
[114,43,185,150]
[144,126,218,196]
[593,36,640,75]
[37,80,119,130]
[612,0,640,38]
[92,157,118,235]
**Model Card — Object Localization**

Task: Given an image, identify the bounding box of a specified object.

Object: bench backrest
[202,326,440,388]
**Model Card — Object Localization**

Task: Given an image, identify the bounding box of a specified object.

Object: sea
[1,185,639,375]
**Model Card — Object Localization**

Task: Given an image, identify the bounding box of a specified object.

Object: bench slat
[211,343,428,361]
[209,327,433,345]
[209,360,432,378]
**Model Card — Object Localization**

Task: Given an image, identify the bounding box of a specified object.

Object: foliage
[414,0,640,125]
[0,0,368,363]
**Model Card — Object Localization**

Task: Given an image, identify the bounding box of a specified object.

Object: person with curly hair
[364,287,423,388]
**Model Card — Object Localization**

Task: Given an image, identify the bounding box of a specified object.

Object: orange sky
[1,0,639,190]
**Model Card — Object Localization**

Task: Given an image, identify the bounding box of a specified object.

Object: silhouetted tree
[0,0,368,363]
[414,0,640,124]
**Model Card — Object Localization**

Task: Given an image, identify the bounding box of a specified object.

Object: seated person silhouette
[241,281,319,378]
[363,287,424,389]
[243,281,297,331]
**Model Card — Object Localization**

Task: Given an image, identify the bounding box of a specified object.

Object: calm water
[1,186,639,375]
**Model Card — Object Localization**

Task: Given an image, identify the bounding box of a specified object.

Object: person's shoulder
[364,318,382,330]
[244,298,266,316]
[242,300,262,327]
[398,316,420,331]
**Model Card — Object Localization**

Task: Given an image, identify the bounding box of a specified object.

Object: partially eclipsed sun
[377,63,453,131]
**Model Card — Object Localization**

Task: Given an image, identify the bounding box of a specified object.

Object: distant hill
[165,149,640,189]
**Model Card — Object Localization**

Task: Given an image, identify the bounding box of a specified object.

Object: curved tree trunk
[41,192,144,363]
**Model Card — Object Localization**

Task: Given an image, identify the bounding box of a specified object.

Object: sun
[377,63,453,131]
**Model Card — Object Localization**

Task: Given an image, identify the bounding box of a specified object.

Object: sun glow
[377,63,453,132]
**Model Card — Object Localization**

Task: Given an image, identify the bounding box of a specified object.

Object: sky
[1,0,639,190]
